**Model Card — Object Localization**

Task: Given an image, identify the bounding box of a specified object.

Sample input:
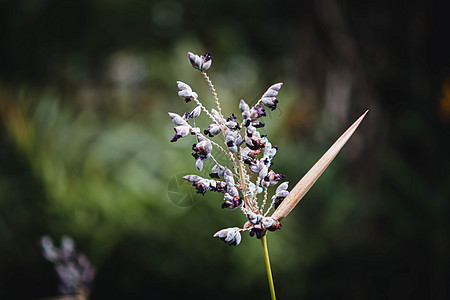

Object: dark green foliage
[1,0,449,299]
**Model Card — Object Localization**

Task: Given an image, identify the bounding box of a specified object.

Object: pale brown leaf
[271,110,368,221]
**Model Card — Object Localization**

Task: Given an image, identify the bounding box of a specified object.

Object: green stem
[261,235,276,300]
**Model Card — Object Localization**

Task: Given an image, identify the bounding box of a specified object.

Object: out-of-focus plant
[168,51,367,299]
[41,235,95,300]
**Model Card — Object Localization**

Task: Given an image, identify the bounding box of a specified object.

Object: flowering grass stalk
[168,51,367,299]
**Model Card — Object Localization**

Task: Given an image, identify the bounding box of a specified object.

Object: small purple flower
[209,164,225,178]
[168,112,188,126]
[246,211,263,225]
[250,106,266,120]
[249,223,265,239]
[188,52,212,72]
[272,181,289,209]
[204,123,221,137]
[213,227,242,246]
[225,114,240,130]
[40,235,95,296]
[192,140,212,160]
[262,170,285,188]
[170,125,191,142]
[183,175,213,195]
[222,194,243,210]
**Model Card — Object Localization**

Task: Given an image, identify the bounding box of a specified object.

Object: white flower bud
[41,236,59,262]
[224,168,235,185]
[189,106,202,118]
[174,125,190,137]
[204,123,221,137]
[183,175,202,184]
[262,217,276,229]
[275,182,289,194]
[210,164,224,178]
[168,112,188,126]
[195,158,204,171]
[239,99,250,113]
[211,108,224,124]
[190,127,200,135]
[247,211,263,225]
[213,227,241,246]
[177,81,198,102]
[260,82,283,110]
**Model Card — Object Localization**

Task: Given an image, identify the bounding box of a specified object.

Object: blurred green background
[1,0,449,299]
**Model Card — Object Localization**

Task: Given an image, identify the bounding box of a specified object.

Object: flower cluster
[41,235,95,296]
[169,52,289,246]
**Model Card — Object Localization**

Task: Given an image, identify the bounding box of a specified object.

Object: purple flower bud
[225,120,240,131]
[252,121,265,128]
[241,147,260,164]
